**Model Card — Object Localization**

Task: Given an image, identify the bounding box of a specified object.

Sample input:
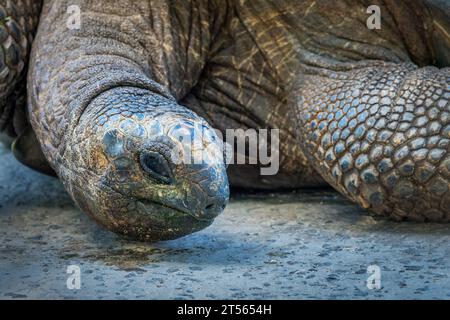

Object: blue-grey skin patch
[169,122,196,141]
[132,124,147,138]
[120,119,137,132]
[147,121,162,137]
[103,130,124,158]
[134,113,145,120]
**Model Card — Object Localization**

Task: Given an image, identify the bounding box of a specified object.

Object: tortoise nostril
[205,203,215,212]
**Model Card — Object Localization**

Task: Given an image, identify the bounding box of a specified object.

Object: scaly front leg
[295,61,450,221]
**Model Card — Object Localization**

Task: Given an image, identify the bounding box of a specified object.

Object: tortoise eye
[139,151,174,184]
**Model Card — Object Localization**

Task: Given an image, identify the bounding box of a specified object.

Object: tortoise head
[64,88,229,241]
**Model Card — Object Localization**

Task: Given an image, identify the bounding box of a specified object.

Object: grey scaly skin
[0,0,40,136]
[0,0,449,241]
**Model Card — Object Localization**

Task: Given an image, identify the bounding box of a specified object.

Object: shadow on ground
[0,145,449,299]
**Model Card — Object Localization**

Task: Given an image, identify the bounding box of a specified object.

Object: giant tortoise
[0,0,449,241]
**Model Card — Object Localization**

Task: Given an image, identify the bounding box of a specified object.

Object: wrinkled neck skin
[29,0,227,162]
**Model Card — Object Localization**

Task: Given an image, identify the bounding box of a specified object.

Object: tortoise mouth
[134,198,216,240]
[96,177,222,241]
[136,199,215,223]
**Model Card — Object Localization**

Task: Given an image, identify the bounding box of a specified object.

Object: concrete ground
[0,144,449,300]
